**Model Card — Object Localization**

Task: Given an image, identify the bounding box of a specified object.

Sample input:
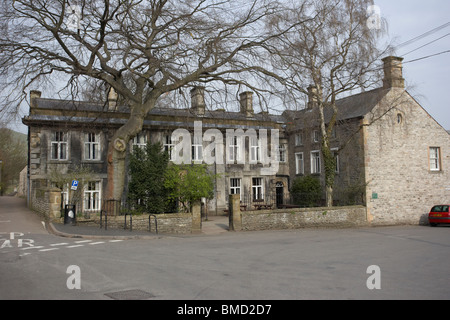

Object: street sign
[71,180,79,191]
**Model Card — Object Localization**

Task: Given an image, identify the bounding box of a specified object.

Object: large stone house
[22,88,289,216]
[22,56,450,224]
[286,56,450,225]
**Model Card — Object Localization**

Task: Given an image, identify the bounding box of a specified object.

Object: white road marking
[20,246,44,250]
[108,240,123,243]
[66,244,84,248]
[39,248,59,252]
[74,240,92,244]
[88,241,105,245]
[50,243,69,246]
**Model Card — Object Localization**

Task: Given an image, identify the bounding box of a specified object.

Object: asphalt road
[1,196,449,300]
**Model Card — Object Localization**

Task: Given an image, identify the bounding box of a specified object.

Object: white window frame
[311,150,321,174]
[164,134,174,161]
[228,136,241,162]
[84,181,101,211]
[295,152,304,175]
[295,132,303,146]
[278,144,286,163]
[230,178,241,199]
[331,148,339,173]
[252,177,264,201]
[50,131,68,160]
[192,134,203,162]
[132,131,147,150]
[312,130,320,143]
[84,133,100,160]
[250,136,261,162]
[429,147,441,171]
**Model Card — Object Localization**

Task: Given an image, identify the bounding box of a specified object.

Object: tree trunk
[105,108,146,203]
[325,184,333,208]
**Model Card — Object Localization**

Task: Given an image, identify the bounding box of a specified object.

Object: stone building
[22,88,289,216]
[22,56,450,224]
[286,56,450,224]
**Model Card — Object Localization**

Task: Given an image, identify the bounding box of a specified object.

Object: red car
[428,205,450,227]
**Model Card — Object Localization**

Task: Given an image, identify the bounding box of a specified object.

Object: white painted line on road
[109,240,123,243]
[20,246,44,250]
[19,252,31,256]
[66,244,84,248]
[74,240,92,244]
[88,241,105,245]
[39,248,59,252]
[50,243,69,246]
[0,220,11,223]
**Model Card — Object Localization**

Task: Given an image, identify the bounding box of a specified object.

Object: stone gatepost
[48,187,62,220]
[191,201,202,233]
[229,194,241,231]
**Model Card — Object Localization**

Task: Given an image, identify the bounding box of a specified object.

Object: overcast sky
[376,0,450,130]
[10,0,450,132]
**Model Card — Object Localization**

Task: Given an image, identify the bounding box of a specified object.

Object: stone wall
[364,89,450,225]
[74,213,193,234]
[31,186,61,219]
[229,203,367,231]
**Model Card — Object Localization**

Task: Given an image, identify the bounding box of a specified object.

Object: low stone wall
[240,206,368,231]
[31,187,61,219]
[74,213,193,234]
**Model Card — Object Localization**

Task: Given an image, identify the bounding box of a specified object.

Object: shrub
[291,176,322,207]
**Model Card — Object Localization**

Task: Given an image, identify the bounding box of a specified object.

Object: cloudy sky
[10,0,450,132]
[376,0,450,130]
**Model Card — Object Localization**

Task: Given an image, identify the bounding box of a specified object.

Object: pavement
[48,215,230,239]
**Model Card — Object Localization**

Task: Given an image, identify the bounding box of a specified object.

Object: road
[1,196,450,300]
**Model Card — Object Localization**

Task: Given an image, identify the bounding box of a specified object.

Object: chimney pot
[108,87,118,111]
[30,90,42,108]
[307,85,320,109]
[191,86,206,116]
[382,56,405,89]
[240,91,254,118]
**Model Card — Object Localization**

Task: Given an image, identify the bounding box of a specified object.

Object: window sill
[82,160,103,164]
[48,160,72,164]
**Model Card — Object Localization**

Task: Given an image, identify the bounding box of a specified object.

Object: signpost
[71,180,79,191]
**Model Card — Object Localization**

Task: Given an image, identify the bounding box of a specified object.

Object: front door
[276,182,284,208]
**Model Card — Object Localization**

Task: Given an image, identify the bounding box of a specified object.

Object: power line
[401,32,450,56]
[403,50,450,64]
[395,21,450,49]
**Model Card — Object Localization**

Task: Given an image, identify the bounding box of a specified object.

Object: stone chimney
[307,85,319,109]
[382,56,405,89]
[30,90,42,108]
[239,91,254,118]
[108,87,118,111]
[190,86,206,116]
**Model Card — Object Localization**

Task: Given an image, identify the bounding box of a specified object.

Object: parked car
[428,205,450,226]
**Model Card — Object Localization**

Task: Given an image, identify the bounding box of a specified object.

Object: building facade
[22,56,450,224]
[23,88,289,215]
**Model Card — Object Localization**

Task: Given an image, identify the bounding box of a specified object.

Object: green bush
[291,176,322,207]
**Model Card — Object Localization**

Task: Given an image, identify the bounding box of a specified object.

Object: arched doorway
[275,182,284,208]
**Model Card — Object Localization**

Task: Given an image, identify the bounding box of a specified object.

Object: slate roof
[283,87,389,129]
[23,97,285,129]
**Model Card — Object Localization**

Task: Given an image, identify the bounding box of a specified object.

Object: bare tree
[0,0,306,201]
[265,0,391,206]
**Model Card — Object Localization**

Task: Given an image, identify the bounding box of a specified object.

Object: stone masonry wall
[240,206,367,231]
[364,89,450,225]
[73,213,193,234]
